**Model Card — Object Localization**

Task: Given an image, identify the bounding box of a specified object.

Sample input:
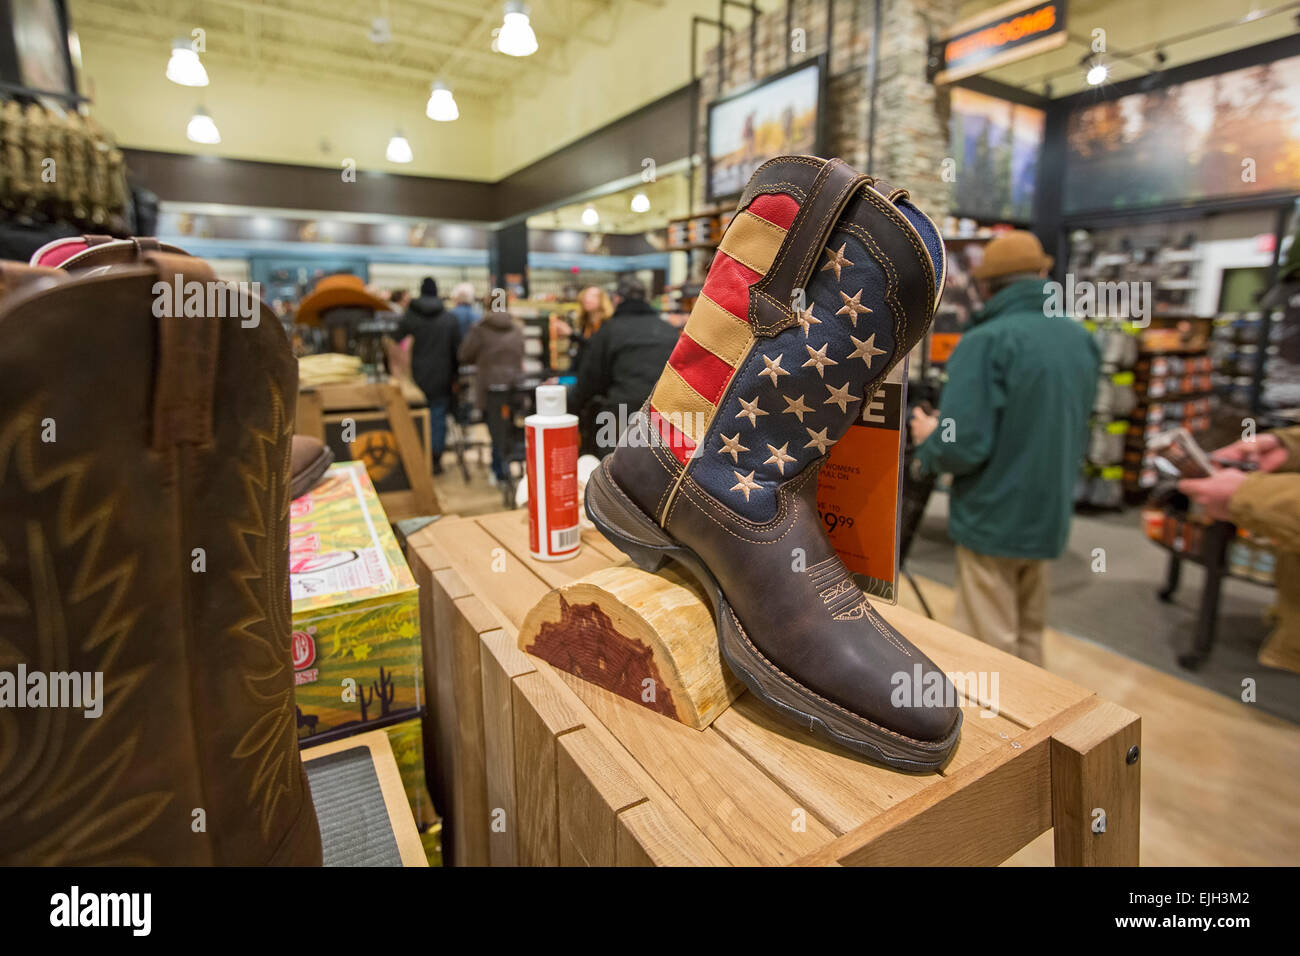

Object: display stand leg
[1157,552,1180,603]
[903,567,934,619]
[1050,702,1142,866]
[1179,521,1230,671]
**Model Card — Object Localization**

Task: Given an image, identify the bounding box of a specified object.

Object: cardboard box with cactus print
[385,717,442,866]
[289,462,422,742]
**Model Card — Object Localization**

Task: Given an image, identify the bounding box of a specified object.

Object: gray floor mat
[305,747,403,867]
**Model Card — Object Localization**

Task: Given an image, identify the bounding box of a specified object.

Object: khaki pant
[952,545,1047,666]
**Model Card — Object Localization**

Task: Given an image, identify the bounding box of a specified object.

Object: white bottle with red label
[526,385,581,561]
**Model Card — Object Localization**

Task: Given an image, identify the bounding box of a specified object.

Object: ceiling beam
[74,15,501,99]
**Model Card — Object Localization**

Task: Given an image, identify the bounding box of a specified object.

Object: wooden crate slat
[526,659,735,866]
[479,629,537,866]
[476,509,617,589]
[511,670,585,866]
[941,705,1028,774]
[615,800,730,867]
[557,728,648,866]
[427,514,550,631]
[878,603,1094,728]
[710,695,929,834]
[798,696,1100,866]
[428,570,488,865]
[555,670,835,865]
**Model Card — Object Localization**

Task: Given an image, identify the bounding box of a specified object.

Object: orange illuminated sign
[936,0,1067,85]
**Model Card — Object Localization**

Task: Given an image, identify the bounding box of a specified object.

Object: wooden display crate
[405,510,1141,867]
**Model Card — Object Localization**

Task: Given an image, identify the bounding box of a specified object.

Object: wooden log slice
[518,565,744,730]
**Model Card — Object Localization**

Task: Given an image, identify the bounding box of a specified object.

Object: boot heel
[585,462,677,572]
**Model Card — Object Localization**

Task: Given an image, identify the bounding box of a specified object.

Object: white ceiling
[69,0,664,104]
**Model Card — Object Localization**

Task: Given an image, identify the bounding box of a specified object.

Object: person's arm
[1273,427,1300,473]
[1228,473,1300,552]
[914,331,1006,477]
[395,313,416,340]
[568,325,611,413]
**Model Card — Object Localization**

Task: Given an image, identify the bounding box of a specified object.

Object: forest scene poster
[1064,56,1300,213]
[948,87,1044,222]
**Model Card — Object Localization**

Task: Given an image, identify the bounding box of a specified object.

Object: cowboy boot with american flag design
[586,156,960,771]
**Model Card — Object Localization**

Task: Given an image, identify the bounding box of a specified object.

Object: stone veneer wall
[696,0,960,219]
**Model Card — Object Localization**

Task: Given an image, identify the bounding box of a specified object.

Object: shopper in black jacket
[396,277,460,473]
[569,277,678,457]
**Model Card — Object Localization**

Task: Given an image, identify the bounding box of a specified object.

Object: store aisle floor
[907,492,1300,725]
[895,571,1300,866]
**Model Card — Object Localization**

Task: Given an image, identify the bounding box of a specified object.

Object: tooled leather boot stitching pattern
[0,251,322,863]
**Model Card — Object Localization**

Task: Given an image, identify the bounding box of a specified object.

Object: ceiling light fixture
[426,81,459,122]
[386,131,413,164]
[1086,59,1109,86]
[630,192,650,213]
[496,2,539,57]
[186,106,221,144]
[167,38,209,87]
[581,205,599,227]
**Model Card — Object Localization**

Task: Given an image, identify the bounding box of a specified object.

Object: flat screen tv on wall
[0,0,76,97]
[1064,54,1300,214]
[706,58,825,204]
[948,86,1044,223]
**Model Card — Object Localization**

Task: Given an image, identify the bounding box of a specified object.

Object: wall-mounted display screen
[707,59,823,203]
[1064,55,1300,213]
[948,86,1044,222]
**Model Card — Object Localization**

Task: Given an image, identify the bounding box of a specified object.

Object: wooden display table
[405,510,1141,867]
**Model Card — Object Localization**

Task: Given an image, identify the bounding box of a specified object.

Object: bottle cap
[536,384,568,417]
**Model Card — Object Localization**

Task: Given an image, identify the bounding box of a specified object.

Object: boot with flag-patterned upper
[585,156,959,771]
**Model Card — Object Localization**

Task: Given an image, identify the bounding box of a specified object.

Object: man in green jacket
[910,231,1099,665]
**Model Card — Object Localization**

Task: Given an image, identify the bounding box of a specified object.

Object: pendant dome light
[386,131,414,164]
[185,106,221,144]
[496,2,538,57]
[426,81,459,122]
[166,38,209,87]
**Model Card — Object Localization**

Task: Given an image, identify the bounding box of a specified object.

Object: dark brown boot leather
[290,435,334,501]
[0,244,323,863]
[586,157,961,771]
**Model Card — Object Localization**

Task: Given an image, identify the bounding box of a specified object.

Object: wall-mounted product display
[1064,54,1300,214]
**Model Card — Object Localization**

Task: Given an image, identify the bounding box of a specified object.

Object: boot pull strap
[145,251,220,451]
[58,236,190,271]
[748,158,871,336]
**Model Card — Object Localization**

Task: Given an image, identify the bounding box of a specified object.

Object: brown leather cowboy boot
[0,246,322,863]
[586,157,960,771]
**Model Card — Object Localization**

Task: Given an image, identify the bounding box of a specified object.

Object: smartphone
[1149,427,1215,480]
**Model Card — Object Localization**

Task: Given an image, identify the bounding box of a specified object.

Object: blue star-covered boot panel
[688,225,901,524]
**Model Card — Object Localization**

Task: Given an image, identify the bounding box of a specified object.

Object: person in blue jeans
[396,277,459,474]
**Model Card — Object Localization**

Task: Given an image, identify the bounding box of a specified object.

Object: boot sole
[585,462,961,773]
